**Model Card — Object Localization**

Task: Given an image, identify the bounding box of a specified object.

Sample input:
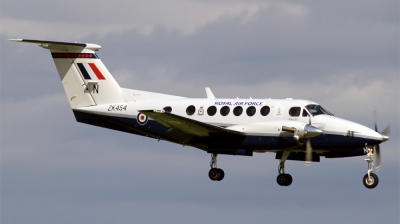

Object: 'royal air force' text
[214,101,263,106]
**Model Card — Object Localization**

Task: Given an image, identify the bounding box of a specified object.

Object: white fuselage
[75,95,384,153]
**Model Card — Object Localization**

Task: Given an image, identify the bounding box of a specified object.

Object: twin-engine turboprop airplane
[9,39,390,188]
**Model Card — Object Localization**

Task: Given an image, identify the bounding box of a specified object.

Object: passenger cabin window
[207,106,217,116]
[220,106,230,116]
[163,106,172,113]
[233,106,243,116]
[260,106,270,116]
[305,104,333,116]
[246,106,256,116]
[289,107,301,117]
[186,105,196,116]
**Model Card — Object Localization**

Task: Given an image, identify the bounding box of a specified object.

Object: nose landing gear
[363,173,378,189]
[363,145,379,189]
[208,153,225,181]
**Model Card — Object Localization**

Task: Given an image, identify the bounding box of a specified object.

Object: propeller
[382,125,391,136]
[305,116,312,166]
[372,108,391,171]
[306,138,312,166]
[282,115,322,166]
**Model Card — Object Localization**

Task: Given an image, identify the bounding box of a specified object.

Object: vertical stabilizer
[9,39,123,108]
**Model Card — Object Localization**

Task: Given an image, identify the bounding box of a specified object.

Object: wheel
[284,174,293,186]
[277,174,286,186]
[208,168,221,181]
[277,174,292,186]
[217,169,225,181]
[363,173,379,189]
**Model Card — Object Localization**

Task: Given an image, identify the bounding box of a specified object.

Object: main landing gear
[208,153,224,181]
[277,151,292,186]
[363,145,379,189]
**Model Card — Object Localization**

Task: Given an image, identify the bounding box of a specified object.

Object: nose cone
[381,134,389,142]
[304,125,323,138]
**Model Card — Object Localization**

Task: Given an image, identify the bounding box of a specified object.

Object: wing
[139,110,245,146]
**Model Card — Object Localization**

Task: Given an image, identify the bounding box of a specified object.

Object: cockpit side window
[289,107,301,117]
[302,109,309,117]
[305,104,333,116]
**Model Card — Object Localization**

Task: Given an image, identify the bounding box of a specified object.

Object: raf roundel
[137,113,148,125]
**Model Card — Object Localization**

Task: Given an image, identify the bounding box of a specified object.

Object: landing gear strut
[363,145,379,189]
[277,151,292,186]
[208,153,224,181]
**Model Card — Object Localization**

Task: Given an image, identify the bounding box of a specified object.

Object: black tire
[208,168,221,181]
[217,169,225,181]
[277,174,286,186]
[284,174,293,186]
[363,173,379,189]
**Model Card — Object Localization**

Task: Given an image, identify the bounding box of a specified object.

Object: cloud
[1,17,133,40]
[1,1,272,38]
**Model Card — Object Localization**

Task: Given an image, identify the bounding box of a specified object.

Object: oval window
[260,106,270,116]
[163,106,172,113]
[186,105,196,116]
[233,106,243,116]
[246,106,256,116]
[220,106,230,116]
[207,106,217,116]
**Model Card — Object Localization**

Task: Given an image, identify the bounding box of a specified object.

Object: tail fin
[9,39,123,108]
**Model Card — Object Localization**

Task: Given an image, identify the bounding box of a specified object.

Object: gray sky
[1,0,399,223]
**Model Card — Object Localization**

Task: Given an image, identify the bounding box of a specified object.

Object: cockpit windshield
[319,106,334,116]
[305,104,334,116]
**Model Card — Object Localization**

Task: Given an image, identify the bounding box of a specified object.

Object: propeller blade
[372,107,378,132]
[305,116,313,166]
[382,124,391,136]
[375,144,381,171]
[306,139,312,166]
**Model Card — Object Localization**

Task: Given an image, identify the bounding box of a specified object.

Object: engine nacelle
[226,120,320,138]
[274,135,305,149]
[282,123,323,139]
[225,120,322,150]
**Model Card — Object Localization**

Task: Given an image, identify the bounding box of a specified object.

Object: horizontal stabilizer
[8,39,101,51]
